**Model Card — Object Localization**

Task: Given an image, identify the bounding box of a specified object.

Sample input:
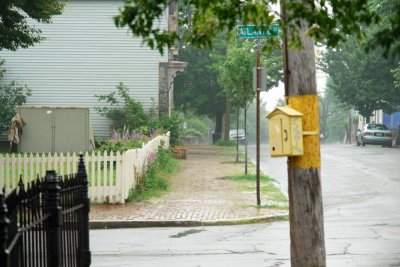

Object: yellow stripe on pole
[288,95,320,169]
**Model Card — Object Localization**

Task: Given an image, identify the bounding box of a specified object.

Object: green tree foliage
[0,59,31,133]
[366,0,400,57]
[237,101,269,143]
[96,83,183,145]
[114,0,400,141]
[320,36,400,120]
[392,4,400,97]
[394,66,400,89]
[264,48,284,90]
[318,80,349,142]
[182,114,213,143]
[211,41,256,158]
[96,83,150,131]
[211,40,282,150]
[212,40,282,107]
[212,41,256,109]
[115,0,400,57]
[115,0,275,54]
[154,111,183,146]
[173,44,226,134]
[0,0,64,50]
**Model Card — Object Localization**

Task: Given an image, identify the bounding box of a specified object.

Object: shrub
[154,111,183,146]
[215,139,236,146]
[154,146,178,173]
[182,115,213,143]
[98,129,158,154]
[127,147,179,202]
[95,83,151,131]
[96,83,184,146]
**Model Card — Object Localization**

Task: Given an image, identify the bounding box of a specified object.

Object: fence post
[78,154,91,267]
[45,170,62,267]
[0,194,10,267]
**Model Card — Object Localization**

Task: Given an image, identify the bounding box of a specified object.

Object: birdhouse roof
[267,106,303,119]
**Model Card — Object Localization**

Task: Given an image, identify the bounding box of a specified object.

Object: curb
[89,214,289,229]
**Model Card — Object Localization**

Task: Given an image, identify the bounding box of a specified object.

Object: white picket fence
[0,133,170,204]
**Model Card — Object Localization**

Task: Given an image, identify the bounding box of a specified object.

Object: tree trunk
[348,109,352,144]
[213,112,223,144]
[366,115,371,123]
[224,94,231,140]
[282,1,326,265]
[215,113,223,134]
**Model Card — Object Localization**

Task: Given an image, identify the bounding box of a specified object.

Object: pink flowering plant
[96,83,183,146]
[98,127,159,154]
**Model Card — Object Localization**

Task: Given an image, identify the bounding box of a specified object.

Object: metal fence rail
[0,155,91,267]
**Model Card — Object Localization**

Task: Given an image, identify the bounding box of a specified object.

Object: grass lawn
[227,173,288,210]
[126,148,180,202]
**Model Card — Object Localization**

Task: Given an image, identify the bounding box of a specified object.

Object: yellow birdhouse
[267,106,303,157]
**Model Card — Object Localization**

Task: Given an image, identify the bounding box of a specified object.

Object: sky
[262,68,327,112]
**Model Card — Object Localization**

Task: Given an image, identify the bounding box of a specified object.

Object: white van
[229,129,246,143]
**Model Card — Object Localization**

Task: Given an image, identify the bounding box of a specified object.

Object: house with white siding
[0,0,186,139]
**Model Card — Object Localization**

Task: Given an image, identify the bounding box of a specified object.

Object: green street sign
[237,25,279,39]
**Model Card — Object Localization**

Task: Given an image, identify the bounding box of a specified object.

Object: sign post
[238,24,279,206]
[256,51,261,205]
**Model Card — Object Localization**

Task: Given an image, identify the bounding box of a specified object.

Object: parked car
[229,129,246,143]
[356,123,393,147]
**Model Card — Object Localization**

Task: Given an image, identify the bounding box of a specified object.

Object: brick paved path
[89,145,287,225]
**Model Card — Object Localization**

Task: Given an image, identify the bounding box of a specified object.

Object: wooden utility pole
[281,0,326,266]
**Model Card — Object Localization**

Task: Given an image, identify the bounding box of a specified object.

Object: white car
[356,123,393,147]
[229,129,246,143]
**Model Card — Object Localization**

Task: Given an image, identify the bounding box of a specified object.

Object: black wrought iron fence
[0,154,91,267]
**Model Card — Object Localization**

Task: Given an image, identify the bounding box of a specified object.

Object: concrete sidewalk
[89,145,288,228]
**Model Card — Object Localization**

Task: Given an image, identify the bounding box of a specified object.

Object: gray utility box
[17,106,95,153]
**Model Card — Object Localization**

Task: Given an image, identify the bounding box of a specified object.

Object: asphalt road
[90,144,400,266]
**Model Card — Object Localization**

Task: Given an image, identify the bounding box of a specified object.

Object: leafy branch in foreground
[0,0,64,51]
[114,0,400,57]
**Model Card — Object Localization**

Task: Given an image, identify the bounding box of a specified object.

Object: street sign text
[237,25,279,39]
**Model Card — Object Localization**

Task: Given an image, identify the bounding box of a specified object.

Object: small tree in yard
[173,42,226,144]
[0,59,31,134]
[96,82,151,131]
[212,41,256,163]
[96,83,183,145]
